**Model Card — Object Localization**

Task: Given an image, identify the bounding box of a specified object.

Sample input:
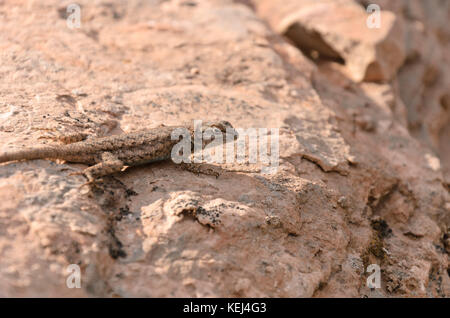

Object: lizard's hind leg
[72,152,124,183]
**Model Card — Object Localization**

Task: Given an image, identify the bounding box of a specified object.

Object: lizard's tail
[0,146,61,163]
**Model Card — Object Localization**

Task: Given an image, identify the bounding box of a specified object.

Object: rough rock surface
[0,0,448,297]
[255,0,406,82]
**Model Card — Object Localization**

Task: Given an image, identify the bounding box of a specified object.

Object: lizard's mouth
[192,120,239,151]
[224,127,239,142]
[211,128,238,145]
[209,121,239,142]
[200,130,238,148]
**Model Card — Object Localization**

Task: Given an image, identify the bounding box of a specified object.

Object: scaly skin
[0,120,237,181]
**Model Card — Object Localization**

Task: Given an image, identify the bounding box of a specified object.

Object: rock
[255,0,406,82]
[0,0,448,298]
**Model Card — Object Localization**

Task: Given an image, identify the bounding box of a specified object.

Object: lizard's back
[0,125,187,165]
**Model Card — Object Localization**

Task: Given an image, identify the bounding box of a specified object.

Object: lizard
[0,120,237,183]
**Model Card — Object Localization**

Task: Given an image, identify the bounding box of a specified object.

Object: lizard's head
[201,120,239,144]
[185,120,238,152]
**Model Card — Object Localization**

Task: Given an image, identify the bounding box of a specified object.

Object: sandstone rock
[0,0,448,298]
[255,0,406,82]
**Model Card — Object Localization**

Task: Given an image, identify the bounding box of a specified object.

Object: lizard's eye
[211,127,221,134]
[221,121,231,128]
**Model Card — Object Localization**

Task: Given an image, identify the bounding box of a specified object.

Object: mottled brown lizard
[0,120,237,182]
